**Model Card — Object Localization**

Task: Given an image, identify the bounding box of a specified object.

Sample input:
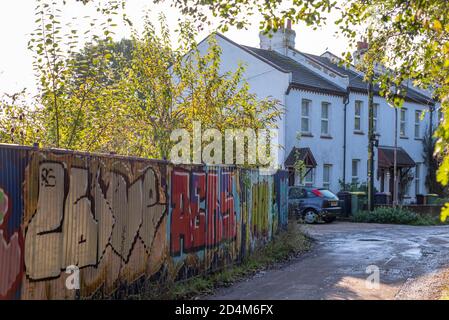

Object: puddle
[400,248,422,259]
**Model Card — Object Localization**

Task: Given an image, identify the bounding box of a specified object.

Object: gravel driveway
[209,222,449,300]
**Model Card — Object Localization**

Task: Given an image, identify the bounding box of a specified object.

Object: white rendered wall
[197,34,291,167]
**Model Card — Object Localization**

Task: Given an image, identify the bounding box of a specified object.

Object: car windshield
[317,189,338,200]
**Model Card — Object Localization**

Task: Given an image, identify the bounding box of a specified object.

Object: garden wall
[0,144,288,299]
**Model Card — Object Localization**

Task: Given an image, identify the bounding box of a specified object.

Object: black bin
[337,191,352,217]
[375,192,390,205]
[416,194,426,205]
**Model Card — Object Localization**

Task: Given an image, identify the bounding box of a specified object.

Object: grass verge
[137,221,311,300]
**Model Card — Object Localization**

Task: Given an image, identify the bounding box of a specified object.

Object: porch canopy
[284,147,317,168]
[285,147,317,186]
[377,146,415,195]
[378,146,416,169]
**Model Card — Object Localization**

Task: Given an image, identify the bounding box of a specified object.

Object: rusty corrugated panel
[0,143,289,299]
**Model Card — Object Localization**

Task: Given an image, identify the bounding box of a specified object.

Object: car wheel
[303,209,318,224]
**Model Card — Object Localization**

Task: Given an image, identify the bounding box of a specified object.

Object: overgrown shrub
[434,198,449,205]
[352,206,439,225]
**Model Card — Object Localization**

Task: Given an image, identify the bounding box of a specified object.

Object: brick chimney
[353,38,369,66]
[259,20,296,55]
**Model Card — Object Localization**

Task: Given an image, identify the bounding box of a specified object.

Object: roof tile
[243,46,346,96]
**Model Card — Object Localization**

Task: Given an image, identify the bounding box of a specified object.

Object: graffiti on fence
[24,159,167,280]
[0,145,288,299]
[0,151,27,300]
[170,168,237,256]
[0,187,23,299]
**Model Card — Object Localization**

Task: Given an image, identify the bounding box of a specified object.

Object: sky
[0,0,350,96]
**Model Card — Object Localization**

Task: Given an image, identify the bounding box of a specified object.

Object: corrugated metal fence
[0,144,288,299]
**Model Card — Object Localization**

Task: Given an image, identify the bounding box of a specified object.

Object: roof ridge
[305,52,365,83]
[287,47,349,78]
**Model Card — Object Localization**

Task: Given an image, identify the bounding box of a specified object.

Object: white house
[197,24,439,201]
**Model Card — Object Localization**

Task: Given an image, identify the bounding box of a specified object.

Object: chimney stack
[259,20,296,55]
[356,38,369,51]
[353,37,369,66]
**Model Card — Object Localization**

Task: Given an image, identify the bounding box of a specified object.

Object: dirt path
[208,222,449,300]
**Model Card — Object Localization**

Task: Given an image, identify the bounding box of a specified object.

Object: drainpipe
[342,90,350,190]
[428,105,434,195]
[429,105,434,137]
[393,107,398,207]
[367,76,375,211]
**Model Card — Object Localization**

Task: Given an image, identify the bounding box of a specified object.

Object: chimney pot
[353,38,369,65]
[259,20,295,54]
[357,40,368,51]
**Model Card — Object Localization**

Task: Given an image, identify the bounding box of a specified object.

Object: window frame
[321,102,330,136]
[414,110,421,139]
[373,103,379,133]
[354,100,363,132]
[351,159,360,184]
[415,163,421,195]
[301,99,311,134]
[400,108,407,137]
[323,164,332,190]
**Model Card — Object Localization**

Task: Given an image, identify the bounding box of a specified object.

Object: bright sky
[0,0,350,96]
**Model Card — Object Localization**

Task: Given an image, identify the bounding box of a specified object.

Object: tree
[116,16,282,159]
[423,129,448,196]
[24,0,126,151]
[0,90,44,145]
[71,38,134,87]
[154,0,336,32]
[2,1,282,165]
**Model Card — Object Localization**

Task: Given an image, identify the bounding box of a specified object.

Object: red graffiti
[170,171,192,254]
[0,188,24,300]
[170,169,237,255]
[206,171,219,247]
[191,172,206,249]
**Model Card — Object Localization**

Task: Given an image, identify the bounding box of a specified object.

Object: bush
[352,206,438,225]
[434,197,449,205]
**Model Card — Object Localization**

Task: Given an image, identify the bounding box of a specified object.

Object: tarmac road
[209,222,449,300]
